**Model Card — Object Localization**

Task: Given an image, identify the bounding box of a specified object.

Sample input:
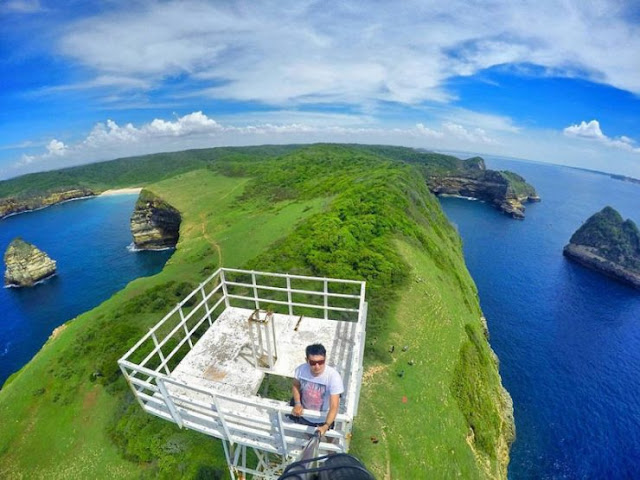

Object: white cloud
[52,0,640,107]
[564,120,640,153]
[7,111,502,175]
[442,123,497,145]
[46,139,66,156]
[563,120,605,139]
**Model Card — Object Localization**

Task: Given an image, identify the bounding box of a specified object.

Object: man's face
[307,354,326,377]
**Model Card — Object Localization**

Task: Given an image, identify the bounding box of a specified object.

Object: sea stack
[563,206,640,289]
[130,189,181,250]
[4,237,57,287]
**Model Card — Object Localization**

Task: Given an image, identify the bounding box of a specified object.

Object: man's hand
[291,403,303,417]
[316,423,329,436]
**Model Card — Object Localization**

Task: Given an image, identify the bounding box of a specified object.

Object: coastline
[99,187,142,196]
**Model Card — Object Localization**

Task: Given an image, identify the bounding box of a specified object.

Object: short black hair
[305,343,326,358]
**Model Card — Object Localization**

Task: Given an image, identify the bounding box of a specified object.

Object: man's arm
[317,393,340,435]
[291,379,303,416]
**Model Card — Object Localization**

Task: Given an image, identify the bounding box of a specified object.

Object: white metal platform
[118,268,367,480]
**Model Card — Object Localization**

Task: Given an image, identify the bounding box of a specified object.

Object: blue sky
[1,0,639,180]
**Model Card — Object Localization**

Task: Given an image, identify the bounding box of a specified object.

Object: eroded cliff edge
[0,188,95,220]
[424,156,540,219]
[130,189,181,250]
[4,237,57,287]
[563,206,640,289]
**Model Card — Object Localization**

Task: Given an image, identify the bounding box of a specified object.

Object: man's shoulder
[294,363,310,378]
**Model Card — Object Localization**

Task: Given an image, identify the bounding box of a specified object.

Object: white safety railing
[118,268,367,473]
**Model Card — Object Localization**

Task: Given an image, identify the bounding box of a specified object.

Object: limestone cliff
[563,206,640,289]
[130,189,181,249]
[0,188,95,220]
[4,237,57,287]
[424,158,540,219]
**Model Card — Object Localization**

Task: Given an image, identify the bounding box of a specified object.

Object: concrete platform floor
[170,307,358,410]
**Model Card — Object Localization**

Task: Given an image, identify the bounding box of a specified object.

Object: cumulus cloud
[8,111,501,175]
[52,0,640,106]
[564,120,640,153]
[46,139,66,156]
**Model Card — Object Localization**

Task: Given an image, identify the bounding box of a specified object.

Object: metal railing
[118,268,367,463]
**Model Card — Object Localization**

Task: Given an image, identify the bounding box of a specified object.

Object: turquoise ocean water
[0,194,172,386]
[440,158,640,478]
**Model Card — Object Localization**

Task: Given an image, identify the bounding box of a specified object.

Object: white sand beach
[99,187,143,196]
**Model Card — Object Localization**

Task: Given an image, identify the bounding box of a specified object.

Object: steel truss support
[221,440,291,480]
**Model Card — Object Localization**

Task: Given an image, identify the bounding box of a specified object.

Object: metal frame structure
[118,268,367,479]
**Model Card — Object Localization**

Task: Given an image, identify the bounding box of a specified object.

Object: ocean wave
[127,243,175,252]
[0,342,10,357]
[438,194,481,202]
[3,273,57,288]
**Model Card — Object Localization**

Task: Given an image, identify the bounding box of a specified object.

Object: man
[291,343,344,437]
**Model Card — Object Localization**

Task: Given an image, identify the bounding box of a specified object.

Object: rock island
[563,206,640,289]
[4,237,57,287]
[130,189,181,250]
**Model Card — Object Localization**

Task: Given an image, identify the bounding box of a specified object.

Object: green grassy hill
[0,144,514,479]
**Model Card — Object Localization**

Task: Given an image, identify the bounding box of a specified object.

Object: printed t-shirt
[294,363,344,412]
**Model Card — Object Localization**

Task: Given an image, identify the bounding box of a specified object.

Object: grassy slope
[0,145,513,479]
[0,170,326,479]
[0,145,301,198]
[351,238,511,479]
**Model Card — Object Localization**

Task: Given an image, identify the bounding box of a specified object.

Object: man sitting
[290,343,344,438]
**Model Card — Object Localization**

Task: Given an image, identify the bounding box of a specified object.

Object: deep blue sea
[440,158,640,479]
[0,194,172,386]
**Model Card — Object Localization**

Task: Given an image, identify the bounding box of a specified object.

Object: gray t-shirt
[294,363,344,412]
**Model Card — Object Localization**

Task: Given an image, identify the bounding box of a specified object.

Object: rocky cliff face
[130,189,181,250]
[4,238,57,287]
[563,244,640,289]
[0,188,95,220]
[426,169,540,219]
[563,206,640,289]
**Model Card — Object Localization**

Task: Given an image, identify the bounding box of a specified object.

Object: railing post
[213,395,234,445]
[151,331,171,375]
[286,275,293,316]
[251,272,260,310]
[119,364,146,410]
[220,269,230,308]
[157,377,183,428]
[200,284,213,326]
[276,410,289,456]
[179,307,194,348]
[324,279,329,320]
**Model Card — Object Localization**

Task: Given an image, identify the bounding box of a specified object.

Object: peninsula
[563,206,640,289]
[370,147,540,218]
[4,238,57,287]
[0,187,95,220]
[0,144,515,479]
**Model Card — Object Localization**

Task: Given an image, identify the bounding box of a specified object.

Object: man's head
[305,343,326,377]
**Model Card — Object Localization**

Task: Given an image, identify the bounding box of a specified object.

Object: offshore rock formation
[563,206,640,289]
[424,157,540,219]
[0,188,95,220]
[130,189,181,250]
[4,237,57,287]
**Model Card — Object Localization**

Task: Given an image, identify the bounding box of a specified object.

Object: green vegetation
[499,171,537,198]
[569,206,640,270]
[0,144,513,479]
[0,145,300,199]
